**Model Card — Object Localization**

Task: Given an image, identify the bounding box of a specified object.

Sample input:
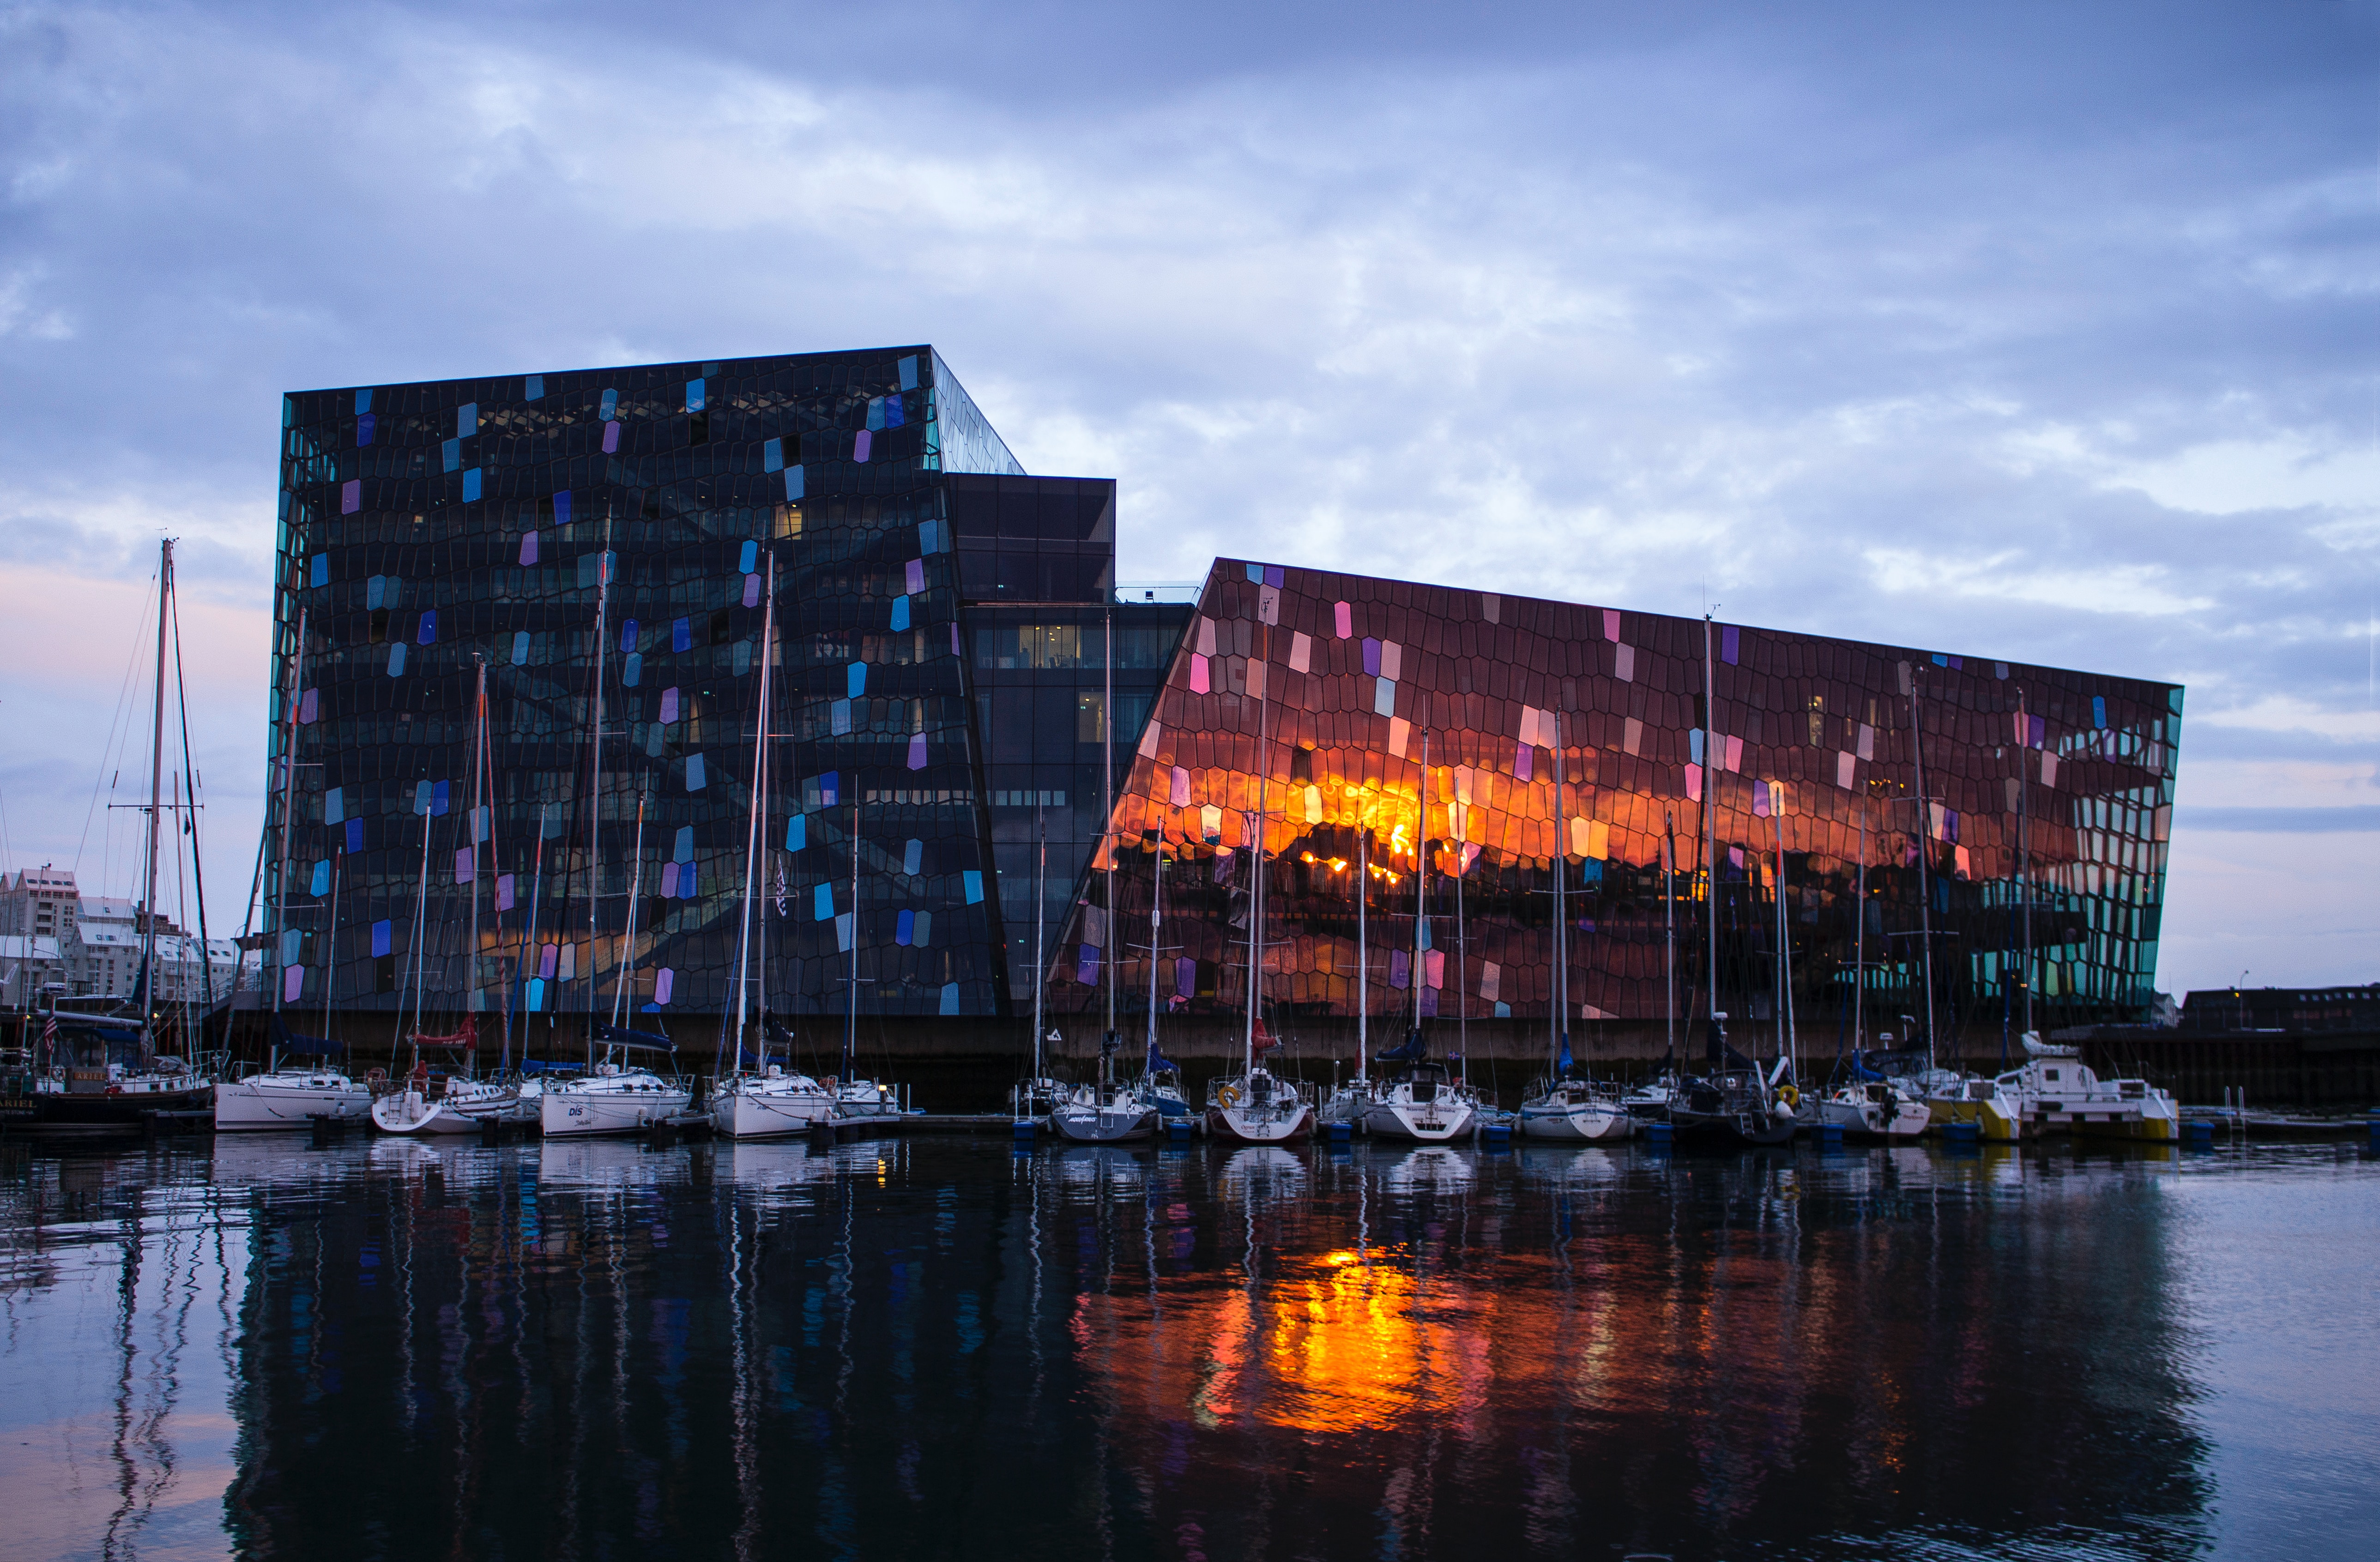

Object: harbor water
[3,1134,2374,1560]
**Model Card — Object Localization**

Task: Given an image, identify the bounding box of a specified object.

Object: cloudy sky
[0,0,2372,997]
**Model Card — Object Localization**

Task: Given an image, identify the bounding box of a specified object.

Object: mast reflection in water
[7,1135,2377,1559]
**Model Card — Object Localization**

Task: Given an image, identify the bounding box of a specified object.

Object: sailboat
[1130,842,1190,1124]
[825,792,904,1120]
[1667,612,1799,1147]
[1620,814,1685,1127]
[373,661,522,1134]
[1363,733,1479,1144]
[1317,832,1375,1132]
[37,540,216,1128]
[219,594,371,1129]
[1050,1031,1157,1142]
[1010,808,1069,1121]
[711,560,834,1139]
[538,528,691,1137]
[1817,808,1930,1140]
[1203,614,1312,1144]
[1519,712,1631,1142]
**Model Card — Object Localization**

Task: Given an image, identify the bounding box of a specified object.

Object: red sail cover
[1252,1017,1281,1052]
[410,1015,478,1049]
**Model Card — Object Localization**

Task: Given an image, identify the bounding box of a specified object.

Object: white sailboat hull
[1205,1102,1313,1143]
[1515,1100,1633,1141]
[1364,1099,1477,1142]
[540,1081,691,1137]
[370,1088,480,1136]
[1051,1101,1158,1142]
[215,1074,372,1131]
[710,1086,832,1139]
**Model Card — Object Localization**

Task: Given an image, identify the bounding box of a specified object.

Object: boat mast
[612,792,646,1028]
[511,806,548,1072]
[1702,612,1720,1054]
[1774,790,1795,1079]
[1356,831,1368,1080]
[322,844,341,1040]
[731,554,776,1076]
[402,802,432,1060]
[1103,604,1115,1059]
[1244,610,1274,1078]
[2017,686,2033,1042]
[1854,805,1867,1052]
[1031,807,1046,1084]
[1550,711,1565,1077]
[844,789,860,1083]
[465,656,488,1074]
[1144,845,1164,1062]
[1663,810,1677,1064]
[269,581,305,1063]
[1909,679,1938,1072]
[587,512,613,1069]
[143,540,173,1059]
[1411,728,1427,1037]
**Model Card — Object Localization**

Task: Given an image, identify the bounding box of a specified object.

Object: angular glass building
[1040,561,2182,1052]
[269,347,1184,1046]
[268,348,2179,1060]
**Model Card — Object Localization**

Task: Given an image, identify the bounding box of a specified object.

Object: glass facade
[1046,561,2183,1049]
[269,352,2180,1051]
[266,347,1178,1039]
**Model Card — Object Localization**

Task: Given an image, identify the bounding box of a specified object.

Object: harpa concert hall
[265,345,2181,1065]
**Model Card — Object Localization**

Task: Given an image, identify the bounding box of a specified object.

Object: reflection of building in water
[198,1139,2209,1558]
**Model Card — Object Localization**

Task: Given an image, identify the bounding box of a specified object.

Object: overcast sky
[1,0,2373,996]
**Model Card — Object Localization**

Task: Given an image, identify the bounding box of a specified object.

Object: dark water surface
[3,1133,2374,1561]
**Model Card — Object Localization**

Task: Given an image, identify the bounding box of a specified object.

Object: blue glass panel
[367,575,386,610]
[462,468,481,502]
[387,643,406,676]
[345,818,364,852]
[554,490,571,525]
[918,518,947,554]
[621,618,639,653]
[441,438,460,473]
[739,540,758,573]
[963,870,984,905]
[899,355,919,391]
[311,554,328,588]
[372,920,392,957]
[622,652,640,687]
[902,838,923,874]
[526,978,544,1012]
[890,595,910,631]
[883,395,904,429]
[686,379,705,413]
[525,374,543,400]
[866,397,885,433]
[1247,562,1266,582]
[847,662,867,698]
[672,617,691,653]
[354,388,372,415]
[896,909,915,946]
[417,609,437,645]
[685,754,707,791]
[325,786,344,825]
[457,403,477,436]
[356,414,375,446]
[414,780,433,814]
[600,388,617,419]
[786,814,806,851]
[511,631,529,666]
[1722,625,1740,664]
[432,780,450,816]
[814,884,834,921]
[2093,696,2108,729]
[785,466,804,501]
[674,826,695,863]
[763,438,783,473]
[815,772,838,807]
[940,982,960,1014]
[310,861,330,897]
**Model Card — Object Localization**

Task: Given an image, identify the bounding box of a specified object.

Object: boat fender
[1776,1085,1800,1109]
[1216,1084,1242,1108]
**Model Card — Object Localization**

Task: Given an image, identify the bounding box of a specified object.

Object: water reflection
[6,1136,2374,1559]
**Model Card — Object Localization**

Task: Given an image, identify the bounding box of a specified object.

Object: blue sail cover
[1145,1040,1181,1073]
[595,1024,677,1053]
[274,1019,342,1057]
[1377,1028,1427,1064]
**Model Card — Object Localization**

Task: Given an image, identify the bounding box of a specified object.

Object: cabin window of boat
[2045,1069,2059,1081]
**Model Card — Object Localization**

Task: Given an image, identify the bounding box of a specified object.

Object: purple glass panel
[1362,638,1382,676]
[743,573,761,608]
[906,733,928,771]
[519,530,539,566]
[654,968,674,1005]
[602,421,620,453]
[854,428,873,463]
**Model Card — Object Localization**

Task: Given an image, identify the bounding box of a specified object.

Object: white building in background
[0,935,65,1008]
[0,866,81,947]
[0,868,238,1007]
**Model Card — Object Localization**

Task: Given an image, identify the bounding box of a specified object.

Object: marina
[3,1129,2374,1560]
